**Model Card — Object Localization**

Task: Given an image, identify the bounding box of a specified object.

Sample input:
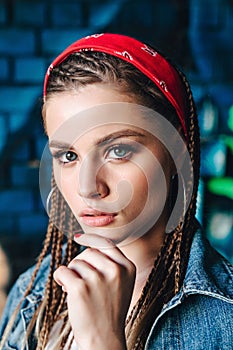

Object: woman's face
[45,84,174,245]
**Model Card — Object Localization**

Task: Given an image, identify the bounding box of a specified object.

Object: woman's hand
[53,234,136,350]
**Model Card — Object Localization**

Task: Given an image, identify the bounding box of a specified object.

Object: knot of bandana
[43,33,188,139]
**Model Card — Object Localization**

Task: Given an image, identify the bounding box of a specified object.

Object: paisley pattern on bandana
[43,33,188,139]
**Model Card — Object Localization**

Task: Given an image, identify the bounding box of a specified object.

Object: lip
[79,208,117,227]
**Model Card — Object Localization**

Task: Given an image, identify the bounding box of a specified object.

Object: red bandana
[44,33,188,139]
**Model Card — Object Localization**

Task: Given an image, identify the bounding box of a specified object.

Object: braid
[0,178,64,349]
[36,179,81,348]
[125,225,185,350]
[176,67,200,278]
[45,53,200,350]
[1,50,200,350]
[36,185,62,348]
[125,65,200,349]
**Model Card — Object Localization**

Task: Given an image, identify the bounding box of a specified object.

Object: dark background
[0,0,233,290]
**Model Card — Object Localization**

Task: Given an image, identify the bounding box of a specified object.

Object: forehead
[45,88,153,146]
[46,107,156,149]
[45,85,134,135]
[44,87,185,160]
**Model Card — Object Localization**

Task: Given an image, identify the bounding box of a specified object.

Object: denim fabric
[1,230,233,350]
[145,230,233,349]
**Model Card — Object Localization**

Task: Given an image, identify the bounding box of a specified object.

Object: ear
[171,124,188,174]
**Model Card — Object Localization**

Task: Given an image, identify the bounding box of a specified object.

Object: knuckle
[68,259,83,273]
[107,262,122,280]
[80,247,96,257]
[55,265,65,274]
[107,259,136,281]
[54,265,67,280]
[88,269,104,284]
[70,279,88,297]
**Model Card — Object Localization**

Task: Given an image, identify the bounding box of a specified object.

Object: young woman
[0,33,233,350]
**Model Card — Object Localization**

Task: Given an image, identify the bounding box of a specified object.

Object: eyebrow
[49,129,145,149]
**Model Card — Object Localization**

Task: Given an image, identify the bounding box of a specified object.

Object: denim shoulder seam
[183,287,233,304]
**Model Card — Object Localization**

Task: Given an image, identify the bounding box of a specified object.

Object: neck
[120,220,165,271]
[120,222,166,313]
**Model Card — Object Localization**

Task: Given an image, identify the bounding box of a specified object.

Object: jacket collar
[21,230,233,305]
[145,229,233,349]
[158,229,233,317]
[182,229,233,301]
[19,254,51,302]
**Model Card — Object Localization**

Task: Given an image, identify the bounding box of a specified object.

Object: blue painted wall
[0,0,232,282]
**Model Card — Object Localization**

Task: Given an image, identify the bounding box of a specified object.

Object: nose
[77,154,109,199]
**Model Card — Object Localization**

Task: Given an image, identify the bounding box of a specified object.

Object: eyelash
[51,143,137,165]
[52,150,78,165]
[105,143,136,160]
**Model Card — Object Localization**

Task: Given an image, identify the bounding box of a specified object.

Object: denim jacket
[1,230,233,350]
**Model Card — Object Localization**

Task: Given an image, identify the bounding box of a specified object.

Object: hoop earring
[165,173,186,234]
[46,187,56,215]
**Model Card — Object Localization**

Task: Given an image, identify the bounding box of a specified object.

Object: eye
[52,150,78,164]
[64,151,78,162]
[106,144,134,160]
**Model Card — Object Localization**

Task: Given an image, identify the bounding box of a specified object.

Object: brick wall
[0,0,232,281]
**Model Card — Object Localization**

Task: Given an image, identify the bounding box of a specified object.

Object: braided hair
[0,51,200,350]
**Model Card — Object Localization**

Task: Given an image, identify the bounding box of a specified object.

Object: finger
[54,265,84,295]
[76,249,136,283]
[74,234,134,269]
[74,233,127,262]
[68,258,104,281]
[74,233,116,249]
[69,249,125,282]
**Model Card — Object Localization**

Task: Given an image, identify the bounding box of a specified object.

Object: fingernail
[74,233,82,239]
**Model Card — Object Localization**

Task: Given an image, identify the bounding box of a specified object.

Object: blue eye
[53,150,78,164]
[64,151,77,162]
[107,144,134,160]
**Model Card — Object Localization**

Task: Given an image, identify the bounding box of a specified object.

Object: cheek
[117,165,149,209]
[53,163,79,203]
[57,179,76,209]
[125,163,168,217]
[128,162,165,193]
[131,172,148,199]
